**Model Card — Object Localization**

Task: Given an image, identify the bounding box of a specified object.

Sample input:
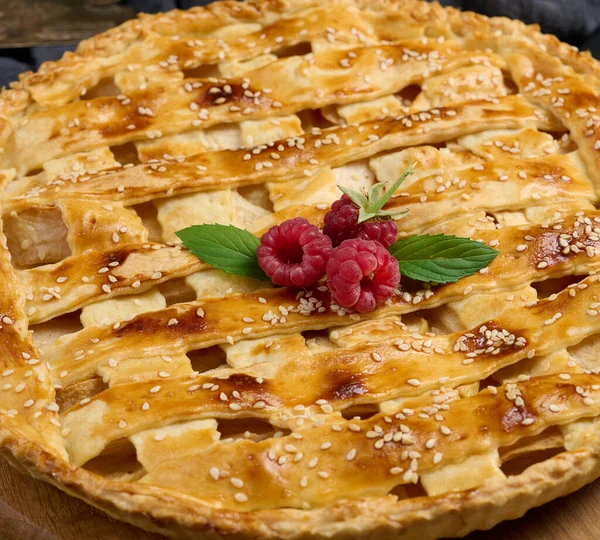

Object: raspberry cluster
[323,194,398,248]
[257,188,402,313]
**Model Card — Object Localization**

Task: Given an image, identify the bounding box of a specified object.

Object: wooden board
[0,0,134,48]
[1,456,599,540]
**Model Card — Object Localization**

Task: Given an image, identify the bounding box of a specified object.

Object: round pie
[2,0,600,538]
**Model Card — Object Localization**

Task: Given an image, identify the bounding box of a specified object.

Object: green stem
[368,162,416,215]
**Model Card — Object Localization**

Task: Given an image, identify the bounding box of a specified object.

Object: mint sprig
[389,234,499,284]
[176,179,499,289]
[338,163,415,223]
[175,224,268,280]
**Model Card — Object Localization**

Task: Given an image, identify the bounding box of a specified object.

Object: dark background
[2,0,600,89]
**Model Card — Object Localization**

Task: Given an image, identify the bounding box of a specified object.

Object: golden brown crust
[4,0,600,538]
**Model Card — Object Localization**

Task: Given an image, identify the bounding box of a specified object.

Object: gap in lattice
[4,206,71,268]
[297,108,336,131]
[131,201,163,242]
[158,278,197,306]
[182,63,221,79]
[501,71,519,95]
[83,438,145,481]
[80,76,120,100]
[531,274,586,299]
[31,309,83,348]
[55,376,108,413]
[187,346,228,374]
[237,184,274,212]
[341,405,379,421]
[110,141,141,167]
[396,83,422,106]
[499,427,565,476]
[388,480,428,500]
[273,41,312,59]
[216,418,291,443]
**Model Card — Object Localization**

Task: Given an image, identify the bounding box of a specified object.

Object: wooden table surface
[1,457,598,540]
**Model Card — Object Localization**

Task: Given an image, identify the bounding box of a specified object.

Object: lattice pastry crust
[3,0,600,538]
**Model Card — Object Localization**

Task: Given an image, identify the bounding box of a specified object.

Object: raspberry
[359,220,398,247]
[257,217,332,287]
[326,239,400,313]
[323,195,362,246]
[323,195,398,248]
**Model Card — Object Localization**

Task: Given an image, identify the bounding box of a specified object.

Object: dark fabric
[127,0,181,13]
[0,57,31,88]
[2,0,600,88]
[581,25,600,56]
[455,0,600,42]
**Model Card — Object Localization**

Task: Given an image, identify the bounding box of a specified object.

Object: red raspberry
[257,217,332,287]
[326,239,400,313]
[323,195,362,247]
[323,195,398,248]
[359,220,398,247]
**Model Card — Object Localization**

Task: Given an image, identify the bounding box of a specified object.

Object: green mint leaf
[358,207,377,223]
[175,224,268,281]
[366,182,386,204]
[337,185,368,208]
[378,208,409,220]
[359,162,416,222]
[389,234,499,284]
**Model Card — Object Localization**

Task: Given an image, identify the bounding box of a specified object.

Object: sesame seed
[425,438,437,449]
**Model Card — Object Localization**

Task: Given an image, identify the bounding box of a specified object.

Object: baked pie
[2,0,600,537]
